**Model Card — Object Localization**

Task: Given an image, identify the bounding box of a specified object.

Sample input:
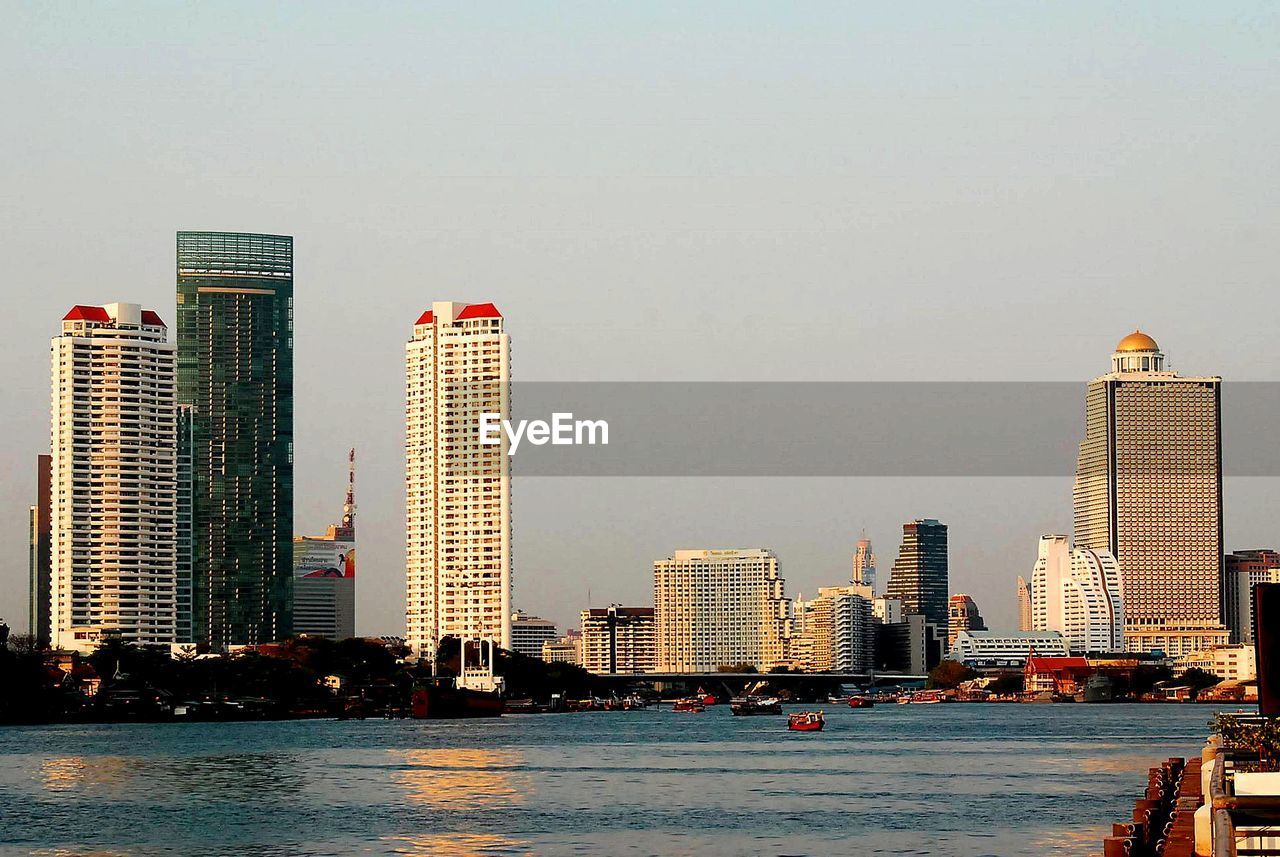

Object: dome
[1115,330,1160,353]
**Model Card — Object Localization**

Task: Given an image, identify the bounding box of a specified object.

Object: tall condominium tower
[177,231,294,648]
[885,519,949,629]
[791,586,874,673]
[51,304,176,651]
[1030,534,1124,653]
[1072,331,1227,657]
[1223,550,1280,644]
[580,607,656,674]
[293,449,357,641]
[28,454,52,648]
[852,535,876,593]
[653,548,789,673]
[405,302,511,659]
[1016,575,1033,632]
[947,593,986,649]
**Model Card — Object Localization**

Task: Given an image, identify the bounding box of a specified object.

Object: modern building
[947,594,987,650]
[885,519,949,630]
[580,606,656,674]
[28,454,51,648]
[1030,534,1124,653]
[174,406,194,644]
[947,630,1070,668]
[873,613,939,675]
[1223,550,1280,644]
[51,304,177,651]
[792,586,874,673]
[511,611,558,659]
[542,631,581,665]
[405,301,511,659]
[1016,575,1033,632]
[1178,643,1257,683]
[872,596,903,626]
[292,450,357,641]
[177,231,294,648]
[1073,330,1227,657]
[852,535,876,593]
[653,548,789,673]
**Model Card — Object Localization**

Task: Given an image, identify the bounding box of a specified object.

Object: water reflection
[40,755,134,792]
[387,832,535,856]
[393,748,527,809]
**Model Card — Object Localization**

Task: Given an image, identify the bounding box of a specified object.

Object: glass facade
[177,232,293,648]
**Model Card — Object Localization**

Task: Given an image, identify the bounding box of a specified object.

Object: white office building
[947,630,1069,667]
[51,304,177,651]
[1030,534,1125,653]
[654,549,789,673]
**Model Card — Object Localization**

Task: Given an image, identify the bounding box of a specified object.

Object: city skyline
[4,5,1280,638]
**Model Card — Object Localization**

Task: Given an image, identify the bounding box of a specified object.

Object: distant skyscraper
[51,304,176,651]
[653,548,789,672]
[1223,550,1280,644]
[174,406,194,644]
[28,454,51,648]
[947,594,986,649]
[885,519,949,629]
[580,607,656,674]
[1016,575,1033,632]
[1073,331,1227,657]
[177,231,294,648]
[293,449,357,641]
[405,302,511,659]
[1030,534,1124,653]
[852,535,876,593]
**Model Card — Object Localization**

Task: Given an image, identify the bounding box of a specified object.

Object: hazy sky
[3,3,1279,636]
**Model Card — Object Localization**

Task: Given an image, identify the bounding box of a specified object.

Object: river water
[0,703,1241,856]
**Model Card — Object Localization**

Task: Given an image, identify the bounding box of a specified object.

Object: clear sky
[2,3,1279,635]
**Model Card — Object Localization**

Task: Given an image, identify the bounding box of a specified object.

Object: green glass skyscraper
[177,231,294,648]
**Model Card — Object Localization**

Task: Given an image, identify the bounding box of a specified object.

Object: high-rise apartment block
[28,454,52,648]
[885,519,949,629]
[177,231,294,648]
[1223,550,1280,644]
[947,594,986,649]
[51,304,177,651]
[292,450,357,641]
[1030,534,1124,653]
[791,586,874,673]
[653,549,788,673]
[405,301,511,659]
[1072,331,1227,657]
[580,606,656,674]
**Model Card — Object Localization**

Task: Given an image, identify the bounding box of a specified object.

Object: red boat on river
[847,697,875,709]
[788,711,825,732]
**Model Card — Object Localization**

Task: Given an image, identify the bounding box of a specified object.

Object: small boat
[847,697,875,709]
[827,695,851,705]
[671,698,705,713]
[730,696,783,716]
[909,691,946,705]
[788,711,825,732]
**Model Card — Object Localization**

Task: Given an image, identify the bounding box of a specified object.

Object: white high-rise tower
[405,302,511,659]
[51,304,177,651]
[1030,534,1124,653]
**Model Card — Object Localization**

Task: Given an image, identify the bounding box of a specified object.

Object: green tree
[927,660,978,689]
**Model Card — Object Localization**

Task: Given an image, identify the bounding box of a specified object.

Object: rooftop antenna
[342,448,355,529]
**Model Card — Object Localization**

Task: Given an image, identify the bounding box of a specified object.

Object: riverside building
[791,586,875,673]
[653,549,789,673]
[51,304,177,651]
[405,301,511,659]
[177,231,294,648]
[1072,331,1228,657]
[885,519,949,629]
[1223,550,1280,644]
[1030,535,1125,654]
[511,611,558,659]
[580,606,656,674]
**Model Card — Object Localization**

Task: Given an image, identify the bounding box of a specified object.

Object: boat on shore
[730,696,782,716]
[902,690,946,705]
[788,711,825,732]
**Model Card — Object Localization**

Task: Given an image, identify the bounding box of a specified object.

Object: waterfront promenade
[0,702,1244,856]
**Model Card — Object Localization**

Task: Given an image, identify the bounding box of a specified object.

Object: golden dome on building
[1115,330,1160,353]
